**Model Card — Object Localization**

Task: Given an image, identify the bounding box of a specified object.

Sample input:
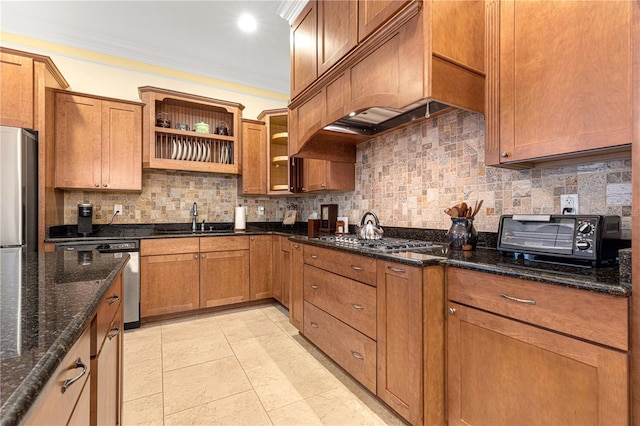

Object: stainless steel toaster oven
[497,215,625,265]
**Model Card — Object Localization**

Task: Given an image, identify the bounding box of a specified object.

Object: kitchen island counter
[0,250,129,426]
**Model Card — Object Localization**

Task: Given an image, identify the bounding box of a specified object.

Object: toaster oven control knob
[576,240,591,250]
[578,223,593,234]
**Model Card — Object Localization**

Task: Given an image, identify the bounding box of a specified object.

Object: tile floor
[122,302,406,425]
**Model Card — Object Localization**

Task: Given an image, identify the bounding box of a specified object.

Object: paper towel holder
[234,205,247,231]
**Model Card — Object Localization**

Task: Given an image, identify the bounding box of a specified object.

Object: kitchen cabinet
[288,0,485,161]
[447,268,629,425]
[0,48,68,251]
[54,91,142,191]
[289,241,304,331]
[139,86,243,174]
[249,235,273,300]
[200,237,250,307]
[276,236,291,307]
[318,1,357,75]
[302,158,355,192]
[140,238,200,317]
[290,1,317,99]
[485,0,634,167]
[21,327,91,425]
[376,260,423,426]
[358,0,409,42]
[90,273,124,426]
[240,119,266,195]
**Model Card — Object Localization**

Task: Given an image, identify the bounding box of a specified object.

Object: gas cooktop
[315,235,448,256]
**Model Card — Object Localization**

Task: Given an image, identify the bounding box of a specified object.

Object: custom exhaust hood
[323,100,453,136]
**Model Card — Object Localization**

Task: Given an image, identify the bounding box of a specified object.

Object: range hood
[322,100,453,136]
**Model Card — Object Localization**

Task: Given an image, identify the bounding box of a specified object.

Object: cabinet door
[302,158,327,192]
[272,236,283,303]
[241,119,267,195]
[140,253,200,317]
[291,1,318,99]
[488,0,632,165]
[0,52,33,128]
[200,250,250,307]
[376,261,423,426]
[303,159,355,192]
[289,242,304,331]
[281,240,291,308]
[250,235,273,300]
[55,93,102,189]
[358,0,409,42]
[101,100,142,190]
[91,306,123,426]
[447,302,629,425]
[289,90,324,156]
[318,1,358,75]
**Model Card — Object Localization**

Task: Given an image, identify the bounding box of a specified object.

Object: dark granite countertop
[291,236,630,297]
[0,250,129,426]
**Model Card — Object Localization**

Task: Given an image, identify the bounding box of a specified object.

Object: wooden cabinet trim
[303,245,377,285]
[141,237,200,256]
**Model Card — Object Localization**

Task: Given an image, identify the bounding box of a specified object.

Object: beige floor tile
[218,316,283,344]
[161,314,222,342]
[122,393,164,426]
[164,390,272,426]
[163,330,233,372]
[273,318,301,337]
[268,386,405,426]
[230,331,307,370]
[163,356,252,415]
[124,325,162,365]
[214,305,270,325]
[123,357,163,402]
[244,351,343,411]
[260,303,289,322]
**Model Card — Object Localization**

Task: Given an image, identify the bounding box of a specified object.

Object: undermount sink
[154,229,233,235]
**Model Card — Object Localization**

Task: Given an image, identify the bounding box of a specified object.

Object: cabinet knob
[201,254,206,259]
[293,245,299,249]
[301,187,306,192]
[244,190,248,193]
[321,184,326,188]
[310,254,318,259]
[251,237,255,241]
[500,151,509,158]
[448,307,456,315]
[309,284,319,290]
[350,350,364,361]
[194,254,199,259]
[95,183,100,188]
[103,183,108,188]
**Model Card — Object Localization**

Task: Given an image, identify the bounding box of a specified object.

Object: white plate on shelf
[175,140,182,160]
[205,144,210,162]
[171,139,177,159]
[185,141,192,161]
[197,141,202,161]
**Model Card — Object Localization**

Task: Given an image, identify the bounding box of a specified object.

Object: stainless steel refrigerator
[1,126,38,253]
[1,126,38,360]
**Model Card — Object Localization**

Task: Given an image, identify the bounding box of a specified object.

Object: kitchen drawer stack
[301,245,378,392]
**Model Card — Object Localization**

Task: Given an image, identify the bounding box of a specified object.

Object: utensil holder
[446,217,478,250]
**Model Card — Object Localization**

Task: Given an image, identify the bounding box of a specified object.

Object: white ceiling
[0,1,292,95]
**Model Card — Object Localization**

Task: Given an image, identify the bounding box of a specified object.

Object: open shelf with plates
[139,86,244,174]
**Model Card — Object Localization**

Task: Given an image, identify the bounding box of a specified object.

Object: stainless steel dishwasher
[55,240,140,329]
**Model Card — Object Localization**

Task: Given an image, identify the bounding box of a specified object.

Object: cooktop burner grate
[315,235,445,253]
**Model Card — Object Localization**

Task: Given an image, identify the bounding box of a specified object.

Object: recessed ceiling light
[238,14,257,32]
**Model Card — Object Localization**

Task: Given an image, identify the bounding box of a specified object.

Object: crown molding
[277,0,308,25]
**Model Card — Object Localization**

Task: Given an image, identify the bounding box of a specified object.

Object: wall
[64,109,633,239]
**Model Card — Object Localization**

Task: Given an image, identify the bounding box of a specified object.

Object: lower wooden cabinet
[200,250,250,307]
[289,241,304,331]
[249,235,273,300]
[447,269,629,425]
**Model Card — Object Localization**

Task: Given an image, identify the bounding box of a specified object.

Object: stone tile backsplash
[63,110,633,239]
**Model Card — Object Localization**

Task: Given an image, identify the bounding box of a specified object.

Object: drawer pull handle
[62,358,87,393]
[387,266,406,273]
[310,254,318,259]
[351,303,365,311]
[351,265,364,271]
[107,294,120,305]
[350,350,364,361]
[310,284,319,290]
[293,245,299,249]
[107,325,121,340]
[310,321,319,328]
[499,293,536,305]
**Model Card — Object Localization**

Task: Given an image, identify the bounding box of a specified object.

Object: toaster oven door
[498,216,576,255]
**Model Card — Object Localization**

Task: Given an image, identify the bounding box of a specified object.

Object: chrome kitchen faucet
[191,202,198,232]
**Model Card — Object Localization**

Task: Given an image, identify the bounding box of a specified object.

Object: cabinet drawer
[304,264,377,339]
[200,236,249,252]
[303,245,377,285]
[303,301,377,393]
[141,237,199,256]
[92,274,123,356]
[22,327,91,425]
[447,268,628,350]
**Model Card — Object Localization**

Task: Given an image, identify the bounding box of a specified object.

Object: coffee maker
[77,203,93,236]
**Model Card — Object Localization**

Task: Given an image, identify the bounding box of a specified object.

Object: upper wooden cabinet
[288,0,486,162]
[302,158,355,193]
[0,48,68,129]
[358,0,409,42]
[55,91,142,191]
[485,0,635,168]
[240,119,267,195]
[138,86,244,174]
[291,1,318,99]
